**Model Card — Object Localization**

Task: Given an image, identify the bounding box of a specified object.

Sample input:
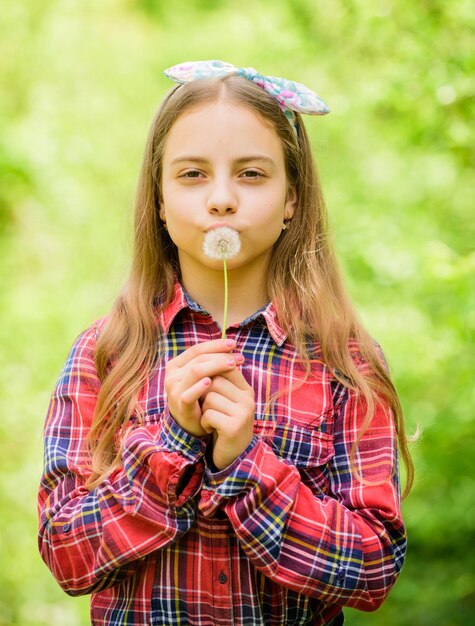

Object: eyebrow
[170,155,276,166]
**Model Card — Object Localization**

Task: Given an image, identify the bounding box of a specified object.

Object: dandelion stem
[222,257,228,340]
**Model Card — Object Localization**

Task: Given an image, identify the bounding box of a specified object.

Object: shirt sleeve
[198,359,406,611]
[37,322,207,596]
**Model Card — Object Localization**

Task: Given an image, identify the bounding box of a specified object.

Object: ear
[157,188,166,221]
[284,186,297,220]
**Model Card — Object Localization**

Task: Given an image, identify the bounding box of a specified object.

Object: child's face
[160,100,295,279]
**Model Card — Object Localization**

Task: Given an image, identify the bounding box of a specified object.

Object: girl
[38,60,413,626]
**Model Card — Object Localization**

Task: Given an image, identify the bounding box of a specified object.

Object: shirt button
[62,523,71,533]
[337,569,345,581]
[191,442,202,454]
[218,570,228,584]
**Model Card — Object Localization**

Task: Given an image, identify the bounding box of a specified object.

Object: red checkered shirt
[38,282,406,625]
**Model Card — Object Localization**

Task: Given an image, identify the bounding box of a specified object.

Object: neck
[179,259,269,329]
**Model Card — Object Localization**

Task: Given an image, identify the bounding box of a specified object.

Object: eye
[241,169,264,179]
[180,170,204,179]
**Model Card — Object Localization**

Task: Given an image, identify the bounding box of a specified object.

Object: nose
[206,177,238,215]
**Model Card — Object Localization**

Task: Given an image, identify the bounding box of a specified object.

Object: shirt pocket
[253,419,334,469]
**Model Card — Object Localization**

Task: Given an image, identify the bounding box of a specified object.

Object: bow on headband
[163,60,330,133]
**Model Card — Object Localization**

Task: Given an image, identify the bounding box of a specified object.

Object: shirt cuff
[158,408,210,461]
[199,437,300,519]
[204,436,259,486]
[199,437,263,518]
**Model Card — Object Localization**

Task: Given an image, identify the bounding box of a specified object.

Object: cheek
[160,192,188,224]
[247,216,283,250]
[258,200,286,229]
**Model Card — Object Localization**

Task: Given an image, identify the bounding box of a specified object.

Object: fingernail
[226,358,236,366]
[235,354,245,364]
[225,339,236,348]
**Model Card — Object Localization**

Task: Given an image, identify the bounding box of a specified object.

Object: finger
[206,375,245,403]
[170,338,236,368]
[200,408,229,434]
[201,390,236,416]
[180,377,212,406]
[182,354,241,389]
[214,364,250,391]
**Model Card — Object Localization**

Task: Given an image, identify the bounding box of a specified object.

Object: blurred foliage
[0,0,473,624]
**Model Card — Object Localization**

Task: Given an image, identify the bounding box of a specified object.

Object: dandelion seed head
[203,227,241,260]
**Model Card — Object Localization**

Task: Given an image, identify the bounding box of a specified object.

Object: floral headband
[163,60,330,134]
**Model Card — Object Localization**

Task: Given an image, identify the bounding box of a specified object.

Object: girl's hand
[164,339,239,437]
[200,362,255,470]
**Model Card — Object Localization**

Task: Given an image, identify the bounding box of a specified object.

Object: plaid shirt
[38,282,406,626]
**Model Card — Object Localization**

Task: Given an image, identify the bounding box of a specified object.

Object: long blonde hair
[86,76,414,497]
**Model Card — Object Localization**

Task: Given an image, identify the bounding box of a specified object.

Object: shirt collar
[158,281,288,347]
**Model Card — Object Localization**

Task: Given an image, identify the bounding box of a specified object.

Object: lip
[204,223,240,232]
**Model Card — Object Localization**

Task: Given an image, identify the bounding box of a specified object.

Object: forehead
[163,100,285,162]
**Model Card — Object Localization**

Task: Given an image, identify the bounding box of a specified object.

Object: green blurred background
[1,1,473,624]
